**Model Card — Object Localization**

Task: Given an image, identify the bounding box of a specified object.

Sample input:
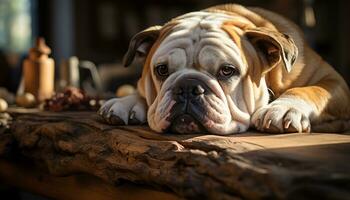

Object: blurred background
[0,0,349,199]
[0,0,349,97]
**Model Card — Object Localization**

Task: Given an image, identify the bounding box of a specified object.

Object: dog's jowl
[99,4,350,135]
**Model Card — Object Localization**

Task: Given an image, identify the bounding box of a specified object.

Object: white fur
[143,12,255,134]
[251,95,314,132]
[99,94,147,125]
[151,12,245,74]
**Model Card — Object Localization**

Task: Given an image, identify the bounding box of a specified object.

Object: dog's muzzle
[168,77,209,134]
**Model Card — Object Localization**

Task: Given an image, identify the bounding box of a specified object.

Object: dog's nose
[173,78,206,99]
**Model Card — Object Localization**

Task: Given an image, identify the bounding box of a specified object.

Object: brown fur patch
[138,21,179,103]
[215,4,350,130]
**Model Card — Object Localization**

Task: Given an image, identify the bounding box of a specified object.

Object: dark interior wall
[37,0,52,49]
[73,0,206,63]
[36,0,349,84]
[71,0,304,64]
[37,0,74,63]
[305,0,350,83]
[337,0,350,82]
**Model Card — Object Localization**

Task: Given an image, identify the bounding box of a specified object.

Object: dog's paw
[251,104,311,133]
[98,94,147,125]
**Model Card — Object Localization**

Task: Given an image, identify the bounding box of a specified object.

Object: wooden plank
[1,111,350,199]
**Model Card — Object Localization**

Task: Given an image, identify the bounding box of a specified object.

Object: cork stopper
[29,37,51,58]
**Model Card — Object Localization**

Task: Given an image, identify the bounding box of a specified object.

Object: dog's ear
[245,28,298,73]
[123,26,162,67]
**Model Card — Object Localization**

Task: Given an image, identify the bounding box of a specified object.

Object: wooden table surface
[0,110,349,200]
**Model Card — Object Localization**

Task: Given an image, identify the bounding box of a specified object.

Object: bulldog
[99,4,350,134]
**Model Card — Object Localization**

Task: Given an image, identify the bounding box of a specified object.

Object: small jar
[23,38,55,102]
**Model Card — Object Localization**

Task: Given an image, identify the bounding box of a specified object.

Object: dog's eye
[217,64,239,79]
[155,64,169,77]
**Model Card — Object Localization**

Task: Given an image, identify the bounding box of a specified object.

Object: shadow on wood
[0,160,180,200]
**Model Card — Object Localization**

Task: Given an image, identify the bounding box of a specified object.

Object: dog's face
[124,11,297,134]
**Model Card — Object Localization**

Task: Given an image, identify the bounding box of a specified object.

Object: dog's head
[123,10,297,134]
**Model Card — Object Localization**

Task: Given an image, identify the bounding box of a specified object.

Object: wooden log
[1,111,350,199]
[0,160,180,200]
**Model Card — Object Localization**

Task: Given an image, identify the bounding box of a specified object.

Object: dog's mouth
[166,99,208,134]
[168,113,206,134]
[163,76,226,134]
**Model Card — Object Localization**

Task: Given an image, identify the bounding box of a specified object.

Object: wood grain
[1,111,350,200]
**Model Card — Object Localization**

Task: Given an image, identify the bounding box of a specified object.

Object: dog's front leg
[98,93,147,125]
[251,93,313,133]
[251,79,350,133]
